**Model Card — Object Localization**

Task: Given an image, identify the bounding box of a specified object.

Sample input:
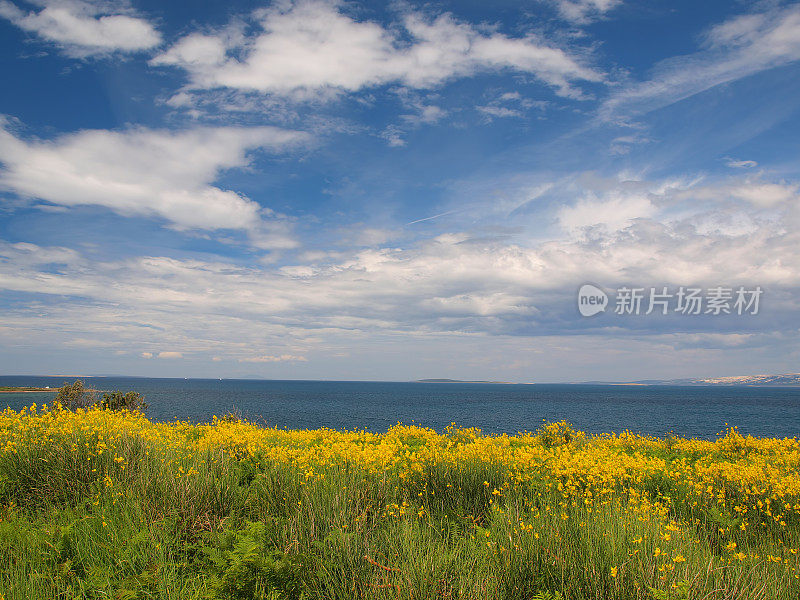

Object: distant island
[415,379,517,384]
[584,373,800,386]
[417,373,800,386]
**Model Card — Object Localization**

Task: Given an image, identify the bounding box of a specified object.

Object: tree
[53,380,147,413]
[54,380,96,410]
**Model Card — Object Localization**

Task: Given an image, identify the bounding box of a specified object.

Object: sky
[0,0,799,382]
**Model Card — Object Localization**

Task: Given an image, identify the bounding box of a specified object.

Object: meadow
[0,403,798,599]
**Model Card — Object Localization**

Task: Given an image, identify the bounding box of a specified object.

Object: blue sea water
[1,376,798,439]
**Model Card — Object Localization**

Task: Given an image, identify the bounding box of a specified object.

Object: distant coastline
[416,373,800,387]
[3,373,800,388]
[592,373,800,387]
[414,378,519,384]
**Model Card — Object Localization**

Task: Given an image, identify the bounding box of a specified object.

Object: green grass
[0,416,797,599]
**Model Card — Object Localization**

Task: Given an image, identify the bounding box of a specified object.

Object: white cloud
[476,91,547,122]
[0,173,798,374]
[153,0,601,100]
[552,175,798,240]
[0,0,161,57]
[558,192,656,233]
[601,4,800,119]
[0,120,310,246]
[157,351,183,359]
[548,0,623,24]
[477,105,523,119]
[608,134,651,156]
[1,168,798,334]
[379,125,406,147]
[337,226,400,247]
[400,104,447,126]
[379,89,449,145]
[729,182,798,208]
[141,352,153,358]
[724,157,758,169]
[681,180,798,208]
[239,354,307,363]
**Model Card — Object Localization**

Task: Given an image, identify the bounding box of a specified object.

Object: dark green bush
[53,380,147,413]
[202,521,309,600]
[53,380,96,410]
[100,391,147,412]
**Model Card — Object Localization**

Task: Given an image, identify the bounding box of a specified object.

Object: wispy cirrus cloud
[152,0,602,102]
[476,91,549,122]
[239,354,307,363]
[0,0,161,57]
[0,119,311,248]
[600,4,800,120]
[723,157,758,169]
[546,0,623,24]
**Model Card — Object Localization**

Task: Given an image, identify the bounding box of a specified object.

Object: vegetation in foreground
[0,399,798,599]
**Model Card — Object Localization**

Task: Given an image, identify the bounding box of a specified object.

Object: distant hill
[586,373,800,386]
[418,374,800,386]
[415,379,515,384]
[675,373,800,386]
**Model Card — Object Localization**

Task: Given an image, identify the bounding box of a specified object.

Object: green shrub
[202,521,309,600]
[53,380,147,413]
[100,391,147,412]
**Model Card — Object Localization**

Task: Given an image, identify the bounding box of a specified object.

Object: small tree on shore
[54,380,147,412]
[54,380,96,410]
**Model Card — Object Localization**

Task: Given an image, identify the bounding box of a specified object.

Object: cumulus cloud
[552,174,798,238]
[157,351,183,359]
[0,120,310,246]
[558,191,656,233]
[0,0,161,57]
[0,170,798,380]
[152,0,601,100]
[1,168,798,338]
[601,4,800,119]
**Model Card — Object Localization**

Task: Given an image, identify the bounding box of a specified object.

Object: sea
[1,376,799,440]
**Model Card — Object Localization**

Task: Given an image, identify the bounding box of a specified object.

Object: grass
[0,405,797,599]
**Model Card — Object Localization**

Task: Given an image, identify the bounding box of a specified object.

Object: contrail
[406,210,457,225]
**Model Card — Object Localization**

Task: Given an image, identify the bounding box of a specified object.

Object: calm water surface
[1,376,798,439]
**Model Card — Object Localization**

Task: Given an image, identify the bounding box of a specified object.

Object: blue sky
[0,0,799,382]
